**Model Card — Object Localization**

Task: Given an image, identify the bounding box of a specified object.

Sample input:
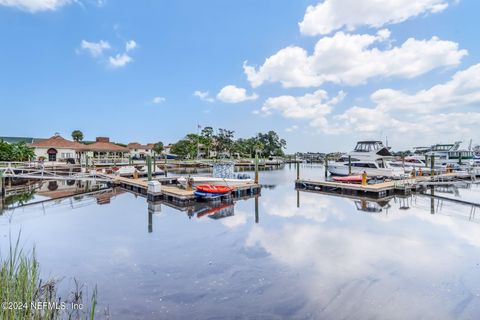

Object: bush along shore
[0,234,97,320]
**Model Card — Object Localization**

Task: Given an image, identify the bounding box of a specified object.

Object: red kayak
[332,175,368,183]
[196,184,233,194]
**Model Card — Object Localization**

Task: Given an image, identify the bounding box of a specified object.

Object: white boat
[327,141,406,178]
[425,142,476,167]
[115,165,164,177]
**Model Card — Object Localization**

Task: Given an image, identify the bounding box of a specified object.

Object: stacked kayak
[194,184,233,199]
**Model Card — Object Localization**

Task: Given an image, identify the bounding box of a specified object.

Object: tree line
[170,127,287,159]
[0,141,35,162]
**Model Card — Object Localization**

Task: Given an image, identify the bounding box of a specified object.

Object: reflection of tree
[4,190,36,207]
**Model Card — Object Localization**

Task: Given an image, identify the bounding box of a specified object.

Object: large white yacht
[327,141,405,178]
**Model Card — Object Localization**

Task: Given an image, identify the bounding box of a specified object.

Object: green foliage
[71,130,84,142]
[153,141,164,155]
[0,141,35,161]
[0,234,97,320]
[256,131,287,157]
[170,127,286,159]
[170,136,198,159]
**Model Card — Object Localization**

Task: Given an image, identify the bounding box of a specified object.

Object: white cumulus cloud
[108,53,132,68]
[152,96,166,104]
[244,31,467,88]
[299,0,449,36]
[80,40,111,57]
[258,90,345,131]
[125,40,137,52]
[216,85,258,103]
[193,90,215,103]
[0,0,72,12]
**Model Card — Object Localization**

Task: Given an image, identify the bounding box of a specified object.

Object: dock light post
[348,155,352,175]
[147,155,152,181]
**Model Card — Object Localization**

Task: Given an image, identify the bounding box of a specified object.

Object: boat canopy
[354,141,384,152]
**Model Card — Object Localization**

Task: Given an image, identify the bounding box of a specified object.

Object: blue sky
[1,0,479,152]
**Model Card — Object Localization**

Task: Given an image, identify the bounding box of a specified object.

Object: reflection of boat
[327,141,405,178]
[196,203,232,218]
[354,199,391,213]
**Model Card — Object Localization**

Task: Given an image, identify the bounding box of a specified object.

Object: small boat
[193,191,224,200]
[196,184,233,194]
[332,175,367,183]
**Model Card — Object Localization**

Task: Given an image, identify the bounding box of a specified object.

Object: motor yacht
[327,141,405,178]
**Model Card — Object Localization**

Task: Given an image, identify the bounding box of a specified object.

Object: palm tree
[71,130,84,142]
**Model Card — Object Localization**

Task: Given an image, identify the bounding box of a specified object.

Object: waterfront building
[30,134,84,162]
[127,142,156,159]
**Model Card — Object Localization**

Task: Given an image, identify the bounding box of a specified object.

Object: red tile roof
[83,141,129,152]
[30,135,84,150]
[127,142,155,150]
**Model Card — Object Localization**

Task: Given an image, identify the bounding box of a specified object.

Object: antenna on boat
[385,136,388,148]
[468,139,473,151]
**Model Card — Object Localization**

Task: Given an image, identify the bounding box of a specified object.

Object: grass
[0,233,97,320]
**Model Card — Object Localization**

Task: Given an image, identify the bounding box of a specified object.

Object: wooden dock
[296,173,467,199]
[109,175,261,206]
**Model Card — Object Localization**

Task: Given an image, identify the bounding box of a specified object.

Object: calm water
[1,165,480,320]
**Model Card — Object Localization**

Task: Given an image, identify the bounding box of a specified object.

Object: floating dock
[295,173,471,200]
[110,175,261,206]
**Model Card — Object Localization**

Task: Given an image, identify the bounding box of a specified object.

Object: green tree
[153,141,164,158]
[171,135,199,159]
[200,126,214,158]
[214,128,235,157]
[0,141,35,161]
[71,130,84,142]
[256,131,286,157]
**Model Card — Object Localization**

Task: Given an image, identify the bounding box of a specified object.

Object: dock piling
[430,156,435,177]
[324,156,328,178]
[254,153,259,184]
[147,155,152,181]
[348,155,352,175]
[296,162,300,180]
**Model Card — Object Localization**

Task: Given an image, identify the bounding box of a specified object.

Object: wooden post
[459,153,462,165]
[85,154,89,168]
[296,190,300,208]
[362,171,367,186]
[348,155,352,175]
[255,196,259,224]
[296,162,300,180]
[254,152,259,184]
[153,153,156,174]
[0,171,5,198]
[324,156,328,178]
[430,155,435,177]
[147,155,152,181]
[164,155,168,177]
